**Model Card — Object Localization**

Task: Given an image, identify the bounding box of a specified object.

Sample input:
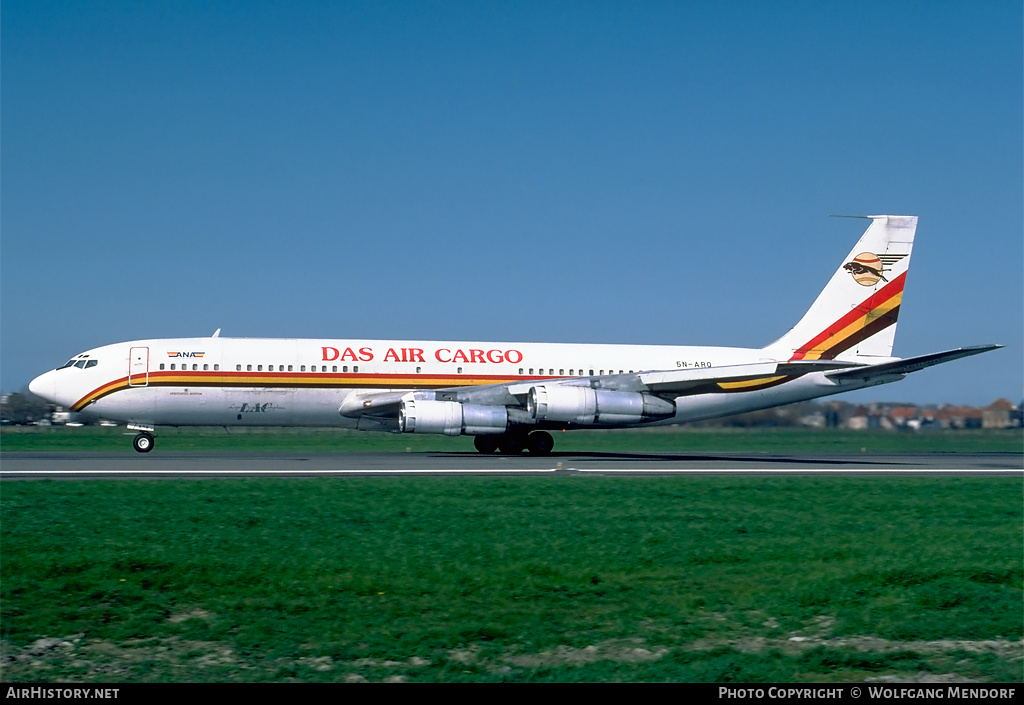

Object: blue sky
[3,1,1021,405]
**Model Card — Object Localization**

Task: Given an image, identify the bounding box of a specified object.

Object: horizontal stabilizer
[639,359,858,395]
[825,345,1003,382]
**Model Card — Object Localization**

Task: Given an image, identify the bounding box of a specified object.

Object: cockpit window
[59,355,98,370]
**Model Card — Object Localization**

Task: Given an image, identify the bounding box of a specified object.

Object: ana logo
[167,351,205,358]
[843,253,907,287]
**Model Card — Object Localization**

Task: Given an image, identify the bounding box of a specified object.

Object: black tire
[133,432,155,453]
[497,434,526,454]
[473,436,500,454]
[527,431,555,455]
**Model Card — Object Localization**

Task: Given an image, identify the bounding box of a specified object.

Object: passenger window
[519,368,524,375]
[332,366,338,372]
[343,366,348,372]
[159,364,165,370]
[288,365,293,372]
[236,365,241,371]
[193,364,198,371]
[353,366,358,373]
[247,365,253,371]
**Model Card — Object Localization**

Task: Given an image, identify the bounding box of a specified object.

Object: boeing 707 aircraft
[28,215,1000,453]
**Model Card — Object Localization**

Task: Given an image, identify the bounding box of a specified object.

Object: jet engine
[398,398,508,436]
[527,385,675,425]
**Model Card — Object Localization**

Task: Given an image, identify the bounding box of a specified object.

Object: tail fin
[763,215,917,362]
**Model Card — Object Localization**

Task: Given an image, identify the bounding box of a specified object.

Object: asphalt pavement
[2,451,1020,479]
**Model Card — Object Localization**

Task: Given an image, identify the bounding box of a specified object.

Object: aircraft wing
[337,346,1004,421]
[338,359,864,419]
[447,359,862,405]
[635,359,858,395]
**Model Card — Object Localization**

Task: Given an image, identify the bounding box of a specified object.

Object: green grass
[2,424,1022,453]
[2,475,1021,682]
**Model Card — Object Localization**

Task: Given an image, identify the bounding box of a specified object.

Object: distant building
[837,399,1016,432]
[846,415,869,430]
[889,406,919,427]
[983,398,1019,429]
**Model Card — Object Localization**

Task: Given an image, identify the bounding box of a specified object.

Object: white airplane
[29,215,1000,454]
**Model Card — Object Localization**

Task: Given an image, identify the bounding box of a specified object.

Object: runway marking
[575,468,1023,474]
[2,471,561,475]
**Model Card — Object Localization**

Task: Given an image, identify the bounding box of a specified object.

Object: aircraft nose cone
[28,371,56,404]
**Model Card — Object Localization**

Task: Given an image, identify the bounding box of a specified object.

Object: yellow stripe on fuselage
[717,375,788,391]
[70,372,549,411]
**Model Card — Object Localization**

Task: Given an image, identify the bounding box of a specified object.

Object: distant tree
[0,391,53,425]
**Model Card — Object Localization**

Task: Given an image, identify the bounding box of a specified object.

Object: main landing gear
[133,432,155,453]
[474,431,554,455]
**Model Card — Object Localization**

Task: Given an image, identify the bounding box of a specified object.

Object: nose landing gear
[132,432,155,453]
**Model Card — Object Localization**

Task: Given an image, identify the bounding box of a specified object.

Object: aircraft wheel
[527,431,554,455]
[133,432,155,453]
[473,436,499,454]
[497,434,526,454]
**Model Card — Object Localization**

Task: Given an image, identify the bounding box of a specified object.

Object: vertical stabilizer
[763,215,917,361]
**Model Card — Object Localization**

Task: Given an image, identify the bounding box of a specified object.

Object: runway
[1,451,1020,478]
